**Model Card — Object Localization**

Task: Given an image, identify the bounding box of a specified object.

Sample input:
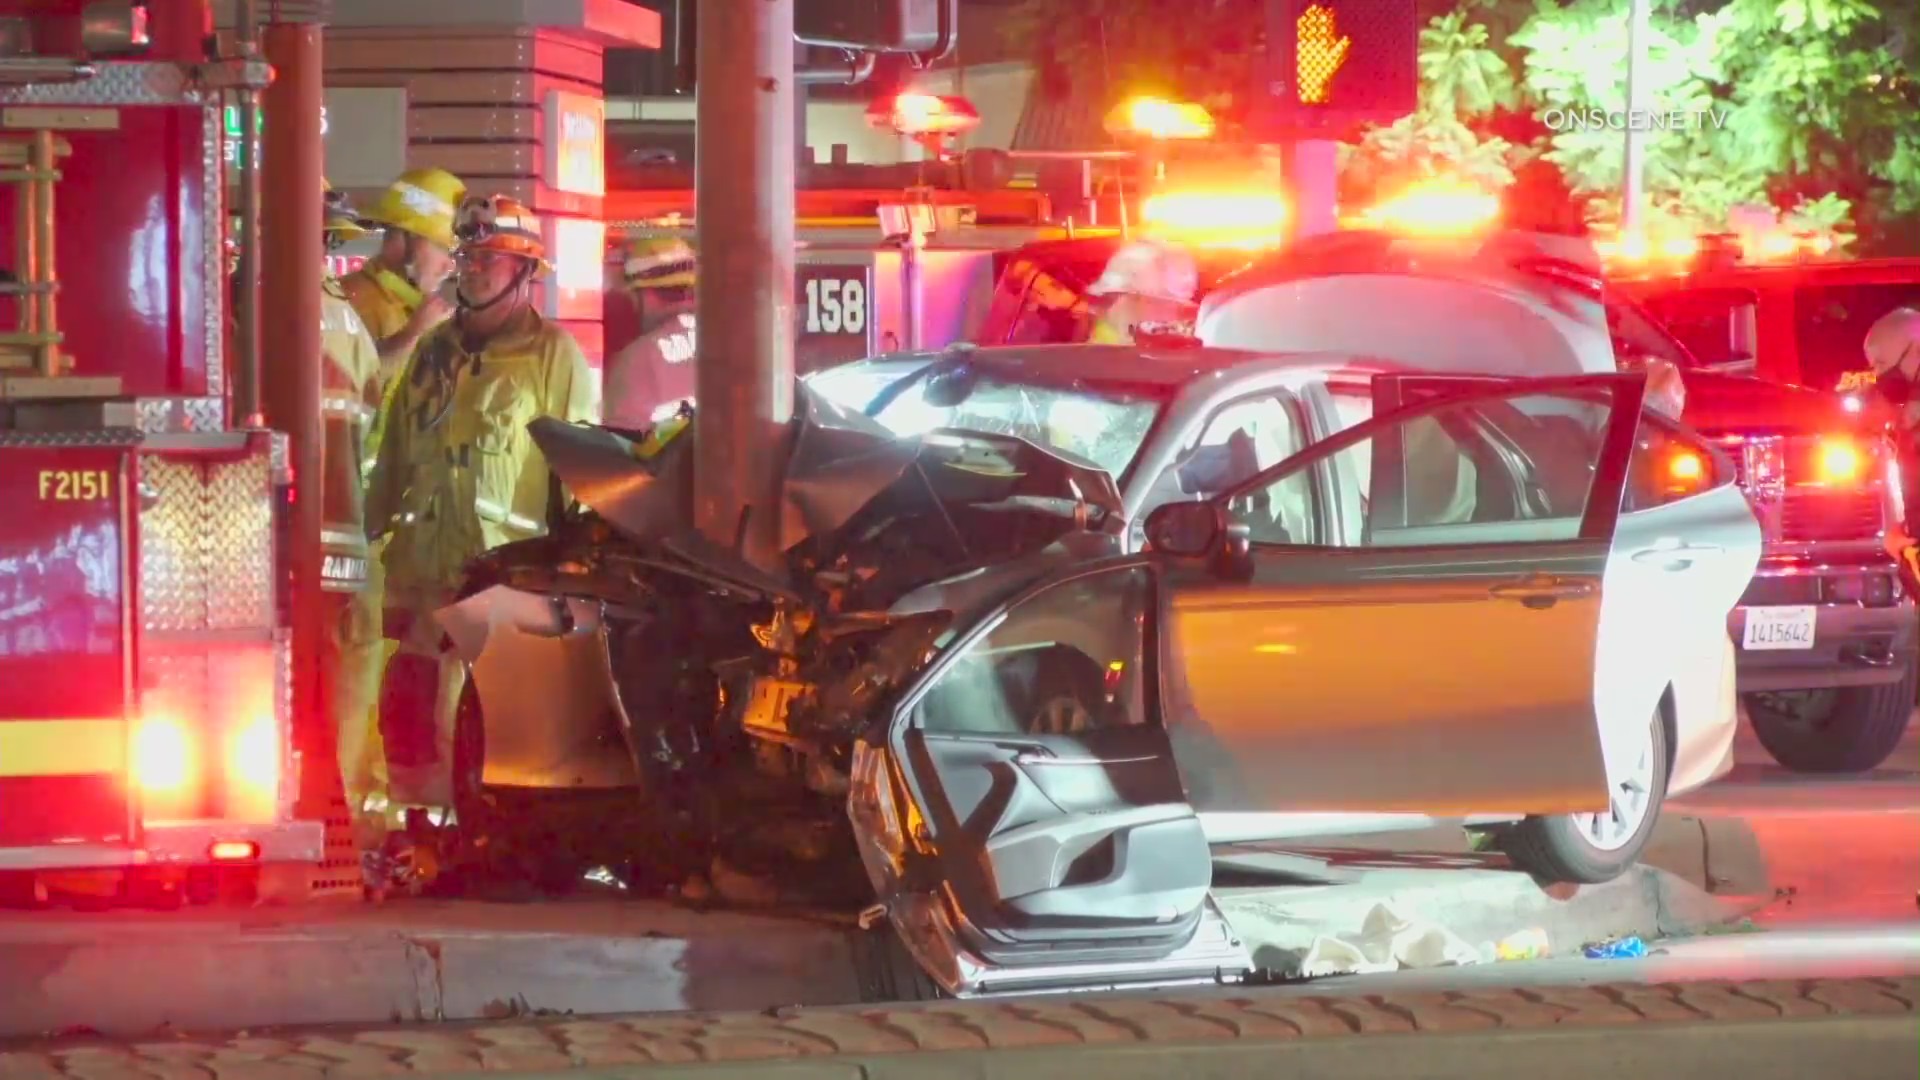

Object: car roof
[839,343,1365,392]
[1004,236,1260,294]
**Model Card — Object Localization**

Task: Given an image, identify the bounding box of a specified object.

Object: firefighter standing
[364,195,598,818]
[1867,307,1920,551]
[338,167,466,368]
[335,168,464,857]
[317,186,390,883]
[1086,239,1200,344]
[603,236,698,429]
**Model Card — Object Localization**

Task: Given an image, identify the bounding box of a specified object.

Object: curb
[0,824,1758,1039]
[4,976,1914,1078]
[0,915,864,1041]
[467,1017,1920,1080]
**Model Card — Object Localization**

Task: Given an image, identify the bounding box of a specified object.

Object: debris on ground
[1490,927,1550,961]
[1582,935,1648,960]
[1286,903,1483,977]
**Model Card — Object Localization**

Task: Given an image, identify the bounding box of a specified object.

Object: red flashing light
[867,92,981,138]
[1104,96,1215,140]
[1814,437,1865,486]
[1364,180,1500,236]
[210,840,260,862]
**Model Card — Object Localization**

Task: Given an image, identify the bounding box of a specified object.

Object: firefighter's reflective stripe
[323,393,377,425]
[473,496,542,534]
[0,718,124,777]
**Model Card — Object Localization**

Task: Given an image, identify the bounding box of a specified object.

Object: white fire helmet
[1088,240,1200,305]
[1645,356,1686,420]
[1865,307,1920,374]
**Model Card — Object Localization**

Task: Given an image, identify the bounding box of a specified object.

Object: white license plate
[1742,605,1817,650]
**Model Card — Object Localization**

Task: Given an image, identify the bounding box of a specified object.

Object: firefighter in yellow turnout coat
[365,195,598,815]
[317,186,389,877]
[334,170,465,853]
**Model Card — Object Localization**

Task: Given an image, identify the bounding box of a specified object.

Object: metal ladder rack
[0,127,69,378]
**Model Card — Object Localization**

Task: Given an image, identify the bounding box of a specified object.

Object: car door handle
[1631,543,1722,570]
[1013,751,1156,767]
[1488,578,1595,609]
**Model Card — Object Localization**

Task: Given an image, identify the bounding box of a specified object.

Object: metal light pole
[694,0,796,569]
[1267,0,1341,241]
[259,15,325,788]
[1621,0,1650,234]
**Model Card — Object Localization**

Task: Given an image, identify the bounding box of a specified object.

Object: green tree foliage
[1340,8,1523,204]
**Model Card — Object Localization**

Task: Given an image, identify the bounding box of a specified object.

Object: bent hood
[526,378,1126,594]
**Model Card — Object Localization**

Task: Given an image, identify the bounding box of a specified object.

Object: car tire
[1498,706,1670,885]
[852,923,947,1003]
[1744,663,1918,774]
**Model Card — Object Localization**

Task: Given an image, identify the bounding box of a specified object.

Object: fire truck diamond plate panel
[0,63,205,106]
[139,450,277,633]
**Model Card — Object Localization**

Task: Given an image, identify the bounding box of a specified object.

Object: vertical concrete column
[259,19,327,793]
[693,0,795,564]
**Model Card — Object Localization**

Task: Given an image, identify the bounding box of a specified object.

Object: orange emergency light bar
[1141,190,1289,248]
[1105,96,1216,141]
[1598,226,1837,272]
[1363,180,1500,236]
[868,92,981,138]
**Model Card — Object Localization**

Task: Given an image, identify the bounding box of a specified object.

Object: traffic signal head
[1257,0,1419,137]
[795,0,947,54]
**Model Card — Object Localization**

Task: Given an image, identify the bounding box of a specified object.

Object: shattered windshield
[870,370,1165,481]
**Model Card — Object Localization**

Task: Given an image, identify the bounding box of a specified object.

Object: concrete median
[3,975,1914,1079]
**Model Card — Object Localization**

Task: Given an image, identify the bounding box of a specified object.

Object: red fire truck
[0,4,319,905]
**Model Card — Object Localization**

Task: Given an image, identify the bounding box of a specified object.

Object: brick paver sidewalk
[1,976,1912,1078]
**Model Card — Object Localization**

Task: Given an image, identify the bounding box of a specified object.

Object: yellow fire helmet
[322,178,369,241]
[624,236,696,290]
[359,167,466,250]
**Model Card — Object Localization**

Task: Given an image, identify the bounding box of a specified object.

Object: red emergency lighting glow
[1106,96,1215,140]
[209,840,260,862]
[134,716,193,793]
[1815,437,1865,485]
[1365,181,1500,235]
[1660,236,1699,259]
[869,92,981,137]
[1141,191,1289,247]
[225,710,280,823]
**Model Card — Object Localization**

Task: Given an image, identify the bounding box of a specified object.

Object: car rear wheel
[1499,706,1669,884]
[1744,663,1918,773]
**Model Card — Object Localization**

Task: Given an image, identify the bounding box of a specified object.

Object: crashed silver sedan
[437,345,1760,997]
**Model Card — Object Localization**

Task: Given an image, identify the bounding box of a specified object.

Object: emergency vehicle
[1604,231,1920,394]
[602,93,1282,376]
[0,6,318,905]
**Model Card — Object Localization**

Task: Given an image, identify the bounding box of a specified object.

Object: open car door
[1159,374,1654,825]
[849,563,1252,998]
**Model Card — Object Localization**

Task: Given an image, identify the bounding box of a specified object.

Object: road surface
[1670,716,1918,926]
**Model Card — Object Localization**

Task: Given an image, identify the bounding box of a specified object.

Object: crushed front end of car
[432,385,1128,900]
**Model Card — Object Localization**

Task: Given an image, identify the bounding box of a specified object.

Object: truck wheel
[1745,664,1918,774]
[1499,706,1669,885]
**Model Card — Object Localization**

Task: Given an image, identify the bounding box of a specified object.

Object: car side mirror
[1144,500,1223,558]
